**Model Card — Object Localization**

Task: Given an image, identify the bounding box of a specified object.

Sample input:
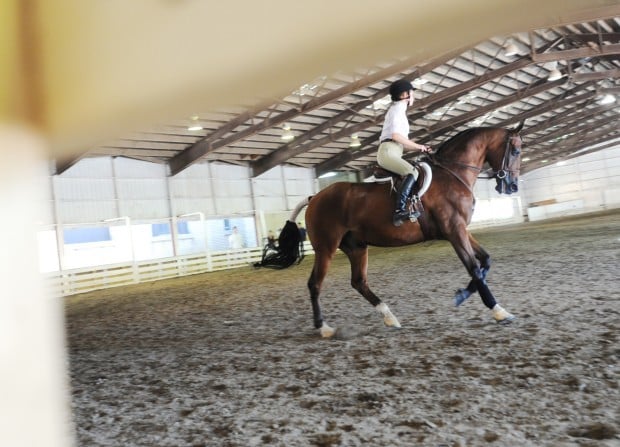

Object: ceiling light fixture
[187,115,203,131]
[349,134,361,148]
[599,93,616,105]
[504,42,519,57]
[412,78,428,87]
[281,123,294,142]
[547,61,563,81]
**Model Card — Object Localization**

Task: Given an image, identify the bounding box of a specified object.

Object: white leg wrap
[319,323,336,338]
[376,303,401,328]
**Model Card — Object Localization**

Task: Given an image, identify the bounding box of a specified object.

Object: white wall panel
[252,178,284,197]
[57,200,117,223]
[116,179,168,199]
[113,157,167,178]
[170,178,213,198]
[62,157,113,178]
[522,145,620,215]
[253,196,286,213]
[173,198,216,216]
[118,199,170,219]
[214,197,253,215]
[55,178,116,201]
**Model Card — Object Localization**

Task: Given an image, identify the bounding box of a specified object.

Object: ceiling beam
[253,39,562,177]
[571,68,620,82]
[168,55,430,176]
[250,47,468,177]
[314,51,591,176]
[531,41,620,63]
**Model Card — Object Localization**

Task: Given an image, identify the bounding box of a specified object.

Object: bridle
[426,131,522,192]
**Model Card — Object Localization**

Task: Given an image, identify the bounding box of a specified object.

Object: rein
[426,155,476,195]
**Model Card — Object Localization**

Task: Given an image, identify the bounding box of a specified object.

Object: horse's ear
[512,120,525,134]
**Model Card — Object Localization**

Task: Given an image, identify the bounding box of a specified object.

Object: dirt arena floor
[65,211,619,447]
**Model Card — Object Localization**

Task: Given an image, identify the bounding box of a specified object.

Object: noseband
[496,134,522,180]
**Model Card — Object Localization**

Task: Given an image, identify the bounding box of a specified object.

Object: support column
[0,126,75,447]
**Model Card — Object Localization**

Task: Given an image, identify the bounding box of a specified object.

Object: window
[64,226,112,244]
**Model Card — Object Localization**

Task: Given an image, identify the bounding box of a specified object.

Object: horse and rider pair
[262,79,525,337]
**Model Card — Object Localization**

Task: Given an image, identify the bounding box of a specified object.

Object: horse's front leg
[454,234,490,306]
[449,230,515,324]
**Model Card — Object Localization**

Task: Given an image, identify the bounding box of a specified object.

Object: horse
[278,122,524,337]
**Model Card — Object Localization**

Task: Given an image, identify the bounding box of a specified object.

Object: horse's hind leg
[340,233,401,329]
[307,247,339,338]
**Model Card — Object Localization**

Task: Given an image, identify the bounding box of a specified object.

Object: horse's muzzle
[495,177,519,194]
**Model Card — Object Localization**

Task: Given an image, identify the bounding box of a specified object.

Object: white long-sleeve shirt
[380,101,409,142]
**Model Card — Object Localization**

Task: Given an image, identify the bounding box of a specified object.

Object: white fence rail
[46,242,314,297]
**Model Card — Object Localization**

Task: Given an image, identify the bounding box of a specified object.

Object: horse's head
[494,122,523,195]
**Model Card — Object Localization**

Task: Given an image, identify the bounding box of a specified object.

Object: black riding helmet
[389,79,414,102]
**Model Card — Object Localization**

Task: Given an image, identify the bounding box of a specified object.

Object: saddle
[370,165,427,218]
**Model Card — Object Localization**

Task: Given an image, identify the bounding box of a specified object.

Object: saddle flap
[372,166,401,181]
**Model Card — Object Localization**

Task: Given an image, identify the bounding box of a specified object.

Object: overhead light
[371,95,392,110]
[412,78,428,87]
[522,157,530,162]
[319,171,337,179]
[349,134,361,148]
[187,115,203,131]
[547,61,563,81]
[281,123,294,142]
[504,42,519,57]
[599,93,616,105]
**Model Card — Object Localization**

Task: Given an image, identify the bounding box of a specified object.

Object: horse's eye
[511,148,521,156]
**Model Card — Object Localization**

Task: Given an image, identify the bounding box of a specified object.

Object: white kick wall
[39,144,620,295]
[520,144,620,221]
[39,158,316,280]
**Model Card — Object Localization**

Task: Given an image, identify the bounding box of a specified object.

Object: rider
[378,79,432,226]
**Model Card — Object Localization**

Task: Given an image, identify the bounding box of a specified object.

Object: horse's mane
[434,127,505,156]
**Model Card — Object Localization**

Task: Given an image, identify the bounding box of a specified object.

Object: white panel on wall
[255,166,284,180]
[548,164,579,177]
[173,198,217,216]
[522,145,620,216]
[116,179,168,199]
[171,162,211,179]
[55,178,116,200]
[113,157,167,178]
[212,177,251,197]
[170,178,213,198]
[61,157,113,178]
[57,201,118,223]
[254,196,286,213]
[215,197,254,215]
[252,178,284,197]
[118,199,170,219]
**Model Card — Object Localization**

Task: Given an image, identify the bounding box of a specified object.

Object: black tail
[253,220,302,269]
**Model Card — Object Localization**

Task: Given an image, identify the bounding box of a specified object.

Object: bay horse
[282,123,524,337]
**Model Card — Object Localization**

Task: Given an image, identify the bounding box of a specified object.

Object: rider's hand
[421,145,432,153]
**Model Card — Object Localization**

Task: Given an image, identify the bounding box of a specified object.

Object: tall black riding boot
[393,174,415,226]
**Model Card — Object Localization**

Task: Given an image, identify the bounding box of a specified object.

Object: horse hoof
[496,315,516,325]
[319,324,336,338]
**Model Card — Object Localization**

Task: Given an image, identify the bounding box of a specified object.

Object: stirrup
[393,210,410,227]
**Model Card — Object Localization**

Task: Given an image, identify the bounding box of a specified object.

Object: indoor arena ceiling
[56,15,620,178]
